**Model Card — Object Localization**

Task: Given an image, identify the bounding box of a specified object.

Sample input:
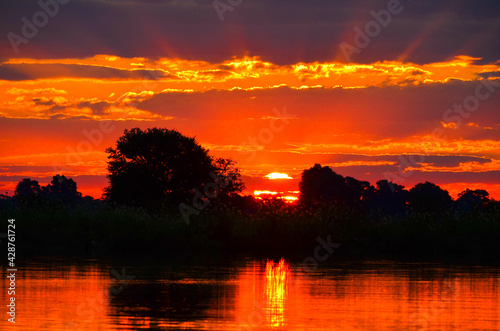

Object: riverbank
[1,202,499,263]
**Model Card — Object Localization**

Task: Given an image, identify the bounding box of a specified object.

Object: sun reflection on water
[265,258,291,328]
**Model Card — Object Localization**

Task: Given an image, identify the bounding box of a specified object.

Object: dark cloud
[478,71,500,78]
[49,113,70,120]
[397,171,500,187]
[139,81,500,140]
[0,0,499,64]
[77,101,111,115]
[46,104,70,113]
[32,98,57,106]
[325,154,490,168]
[411,70,426,76]
[0,63,172,81]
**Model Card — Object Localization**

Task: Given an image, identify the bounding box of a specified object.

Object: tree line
[299,163,494,215]
[4,128,497,215]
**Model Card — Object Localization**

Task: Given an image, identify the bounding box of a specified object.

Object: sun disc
[264,172,293,180]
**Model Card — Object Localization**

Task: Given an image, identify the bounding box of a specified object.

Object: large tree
[370,179,409,215]
[14,178,42,205]
[298,164,374,207]
[42,175,82,205]
[104,128,243,208]
[409,181,452,213]
[14,175,83,206]
[456,188,490,211]
[299,164,345,205]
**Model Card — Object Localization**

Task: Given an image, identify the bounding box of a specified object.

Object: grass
[1,201,499,262]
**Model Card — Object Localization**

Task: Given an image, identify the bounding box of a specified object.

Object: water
[1,258,500,330]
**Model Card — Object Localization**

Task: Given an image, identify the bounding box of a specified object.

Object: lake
[1,257,500,330]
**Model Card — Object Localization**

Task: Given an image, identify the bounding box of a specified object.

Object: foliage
[14,178,42,205]
[104,128,244,208]
[299,163,378,211]
[456,188,490,211]
[3,161,500,262]
[14,175,83,206]
[298,165,459,216]
[409,181,452,213]
[42,175,82,205]
[1,199,499,262]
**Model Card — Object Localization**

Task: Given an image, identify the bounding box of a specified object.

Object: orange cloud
[1,55,500,199]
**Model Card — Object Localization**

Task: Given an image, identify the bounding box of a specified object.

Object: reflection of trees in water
[108,280,236,326]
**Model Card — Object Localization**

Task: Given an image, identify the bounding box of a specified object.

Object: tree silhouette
[371,179,409,215]
[42,175,82,205]
[299,164,376,207]
[296,164,491,216]
[456,188,490,211]
[14,178,42,205]
[212,157,245,203]
[104,128,243,208]
[344,176,374,207]
[299,164,345,205]
[13,175,83,206]
[409,181,452,213]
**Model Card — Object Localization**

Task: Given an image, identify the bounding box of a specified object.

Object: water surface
[1,258,499,330]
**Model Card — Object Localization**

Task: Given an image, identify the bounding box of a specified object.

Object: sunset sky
[1,0,500,199]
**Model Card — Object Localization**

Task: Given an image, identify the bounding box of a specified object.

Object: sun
[264,172,293,180]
